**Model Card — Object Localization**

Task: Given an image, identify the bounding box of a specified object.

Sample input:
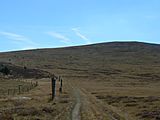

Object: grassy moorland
[0,78,72,120]
[0,41,160,119]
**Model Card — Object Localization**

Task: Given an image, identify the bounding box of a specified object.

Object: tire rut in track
[71,88,81,120]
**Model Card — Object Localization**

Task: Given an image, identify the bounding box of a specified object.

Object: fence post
[8,89,10,95]
[36,81,38,86]
[59,76,61,82]
[60,79,63,87]
[18,85,22,94]
[31,81,33,89]
[51,77,56,100]
[59,78,63,93]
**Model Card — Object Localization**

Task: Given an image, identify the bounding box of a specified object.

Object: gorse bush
[0,65,10,75]
[24,66,27,70]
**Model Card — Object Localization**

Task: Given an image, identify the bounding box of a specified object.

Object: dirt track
[68,79,123,120]
[71,88,81,120]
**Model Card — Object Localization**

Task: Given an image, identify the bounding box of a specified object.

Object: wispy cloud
[0,31,36,45]
[72,28,91,44]
[46,31,71,43]
[0,31,28,41]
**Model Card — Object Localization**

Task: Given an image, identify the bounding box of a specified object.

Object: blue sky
[0,0,160,51]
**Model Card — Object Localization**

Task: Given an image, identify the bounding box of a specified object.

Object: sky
[0,0,160,52]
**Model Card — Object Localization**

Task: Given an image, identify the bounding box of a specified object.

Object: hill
[0,41,160,81]
[0,41,160,119]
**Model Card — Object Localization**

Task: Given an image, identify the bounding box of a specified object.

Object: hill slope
[0,41,160,120]
[0,62,50,78]
[0,41,160,81]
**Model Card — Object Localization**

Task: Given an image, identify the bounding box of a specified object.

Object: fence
[0,75,63,99]
[0,79,38,97]
[51,75,63,100]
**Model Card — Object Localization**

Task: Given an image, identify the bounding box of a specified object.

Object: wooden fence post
[8,89,10,95]
[59,76,61,82]
[36,81,38,86]
[60,79,63,87]
[59,78,63,93]
[18,85,22,94]
[51,77,56,100]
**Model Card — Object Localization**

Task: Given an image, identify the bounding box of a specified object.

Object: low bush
[0,65,10,75]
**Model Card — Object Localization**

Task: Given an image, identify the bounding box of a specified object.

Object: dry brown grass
[0,42,160,119]
[0,78,73,120]
[69,77,160,120]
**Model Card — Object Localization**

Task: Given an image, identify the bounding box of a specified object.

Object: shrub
[0,65,10,75]
[24,66,27,70]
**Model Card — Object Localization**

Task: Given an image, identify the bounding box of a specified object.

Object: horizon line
[0,40,160,53]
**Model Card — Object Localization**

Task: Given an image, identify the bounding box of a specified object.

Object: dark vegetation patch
[0,112,14,120]
[0,65,10,75]
[0,106,56,118]
[57,67,88,72]
[63,75,89,78]
[136,73,160,81]
[136,109,160,119]
[96,95,160,105]
[125,103,138,107]
[43,64,54,69]
[14,107,41,116]
[96,95,160,119]
[59,100,69,104]
[95,69,122,75]
[0,62,51,79]
[42,106,55,113]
